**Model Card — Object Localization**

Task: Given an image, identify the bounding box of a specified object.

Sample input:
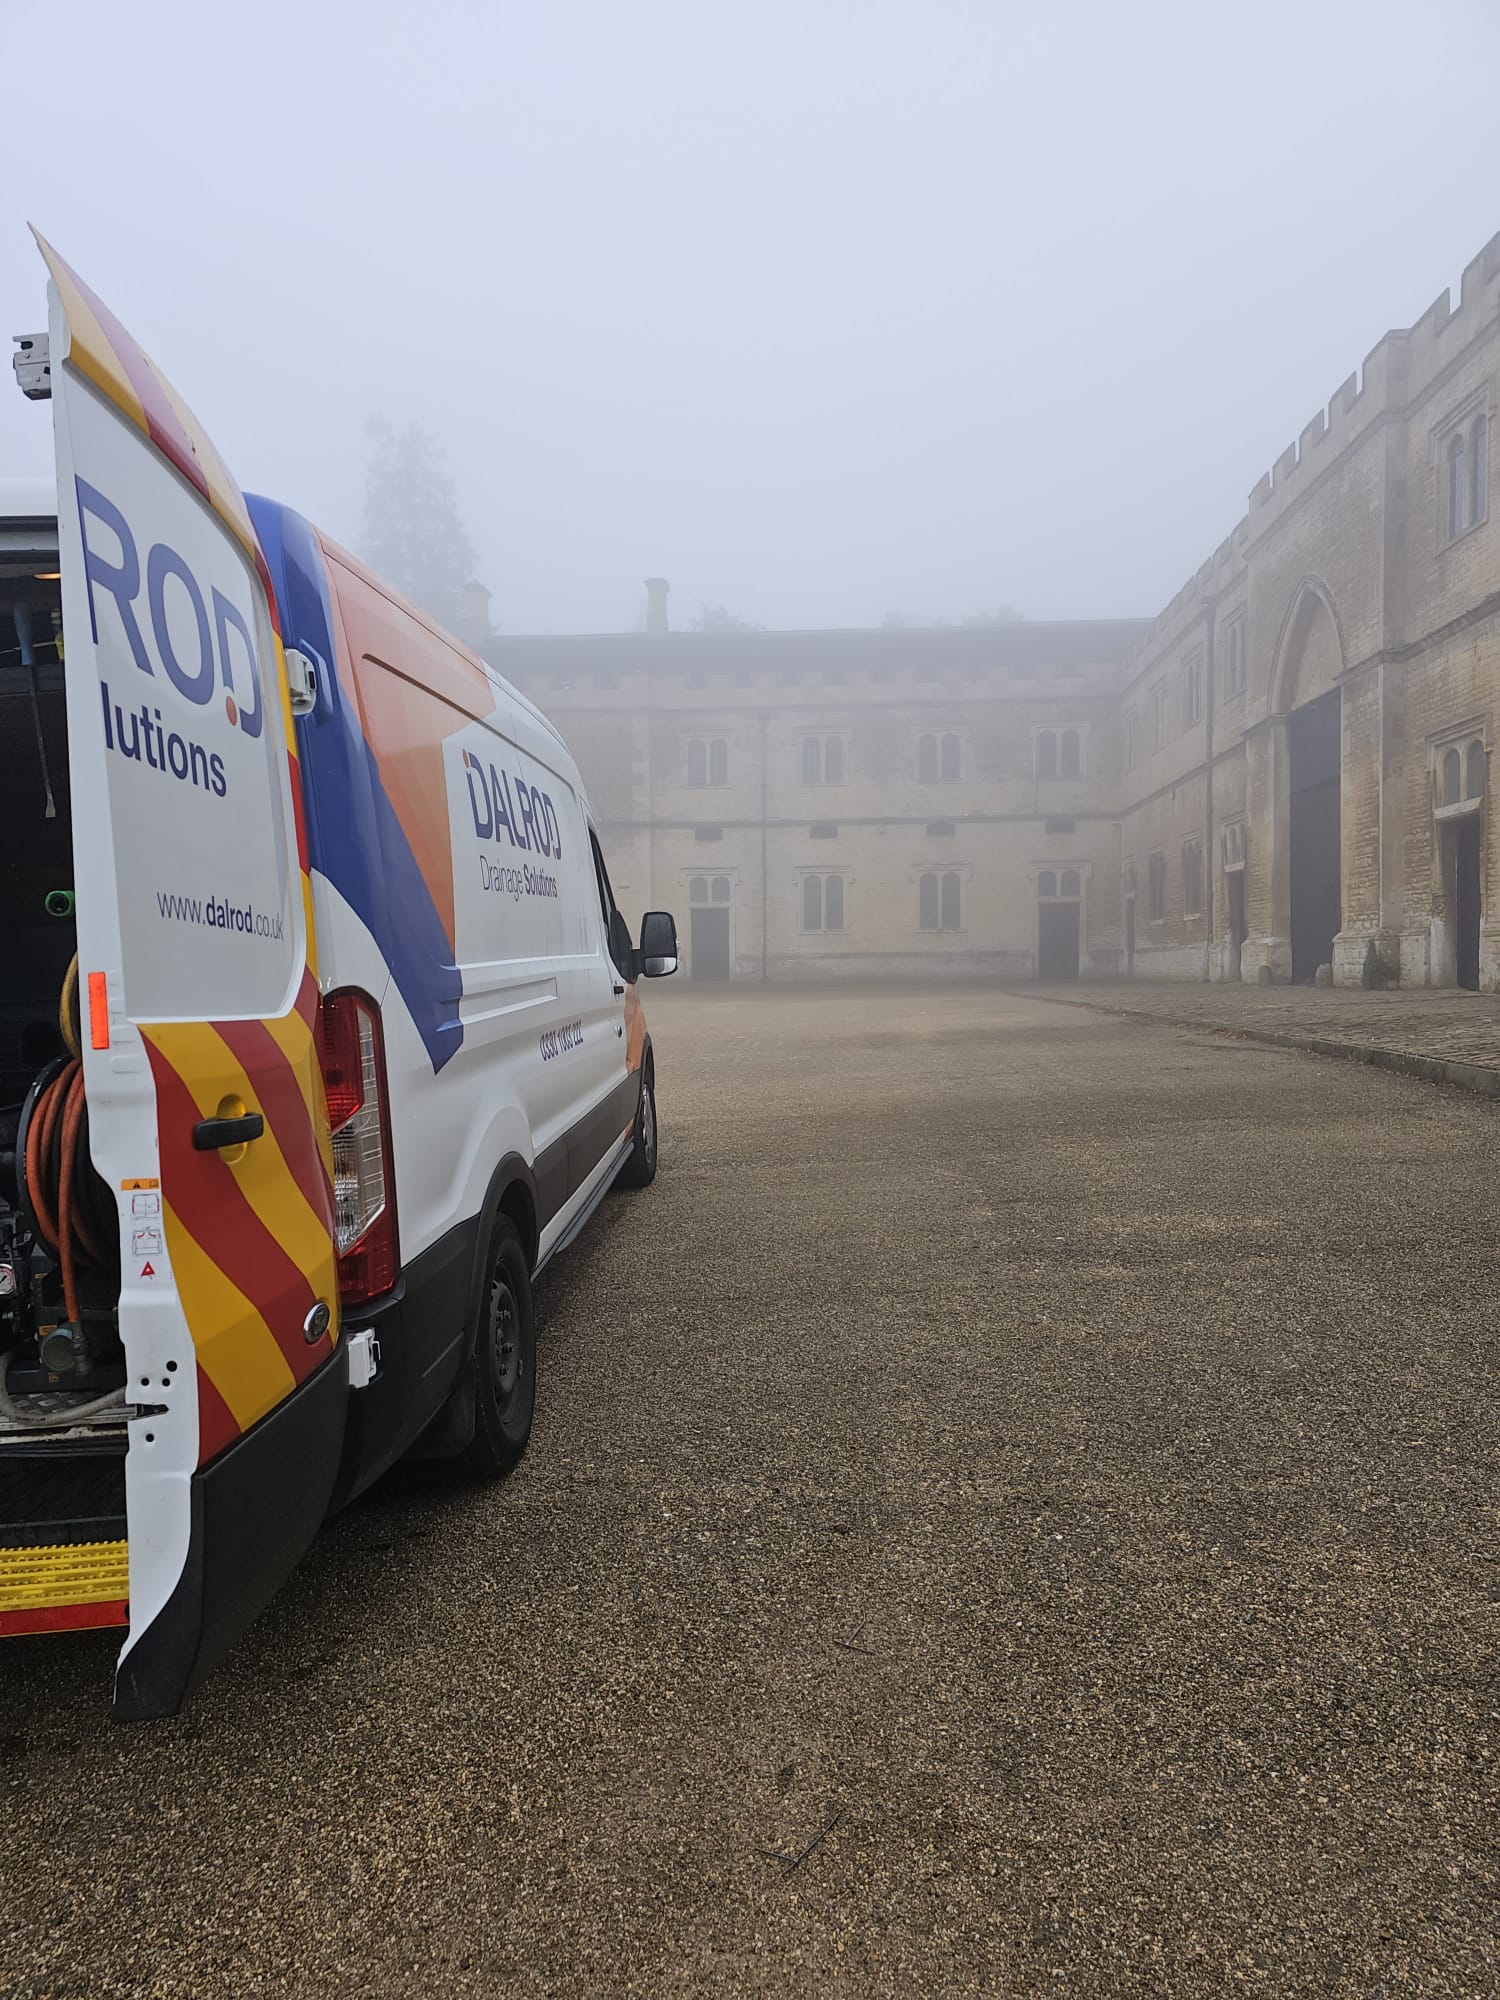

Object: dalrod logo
[76,477,266,801]
[463,749,563,859]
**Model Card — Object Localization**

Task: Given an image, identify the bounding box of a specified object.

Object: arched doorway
[1272,582,1346,982]
[1290,692,1341,980]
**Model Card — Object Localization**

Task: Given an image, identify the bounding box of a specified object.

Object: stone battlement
[1123,231,1500,681]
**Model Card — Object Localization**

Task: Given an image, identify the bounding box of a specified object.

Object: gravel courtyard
[2,988,1495,1998]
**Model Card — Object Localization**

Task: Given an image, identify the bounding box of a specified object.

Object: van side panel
[251,502,628,1488]
[317,549,609,1257]
[247,499,450,1062]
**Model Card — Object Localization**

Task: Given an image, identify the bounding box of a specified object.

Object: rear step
[0,1542,128,1634]
[0,1450,128,1635]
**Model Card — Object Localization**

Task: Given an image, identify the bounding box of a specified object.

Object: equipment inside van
[0,235,678,1716]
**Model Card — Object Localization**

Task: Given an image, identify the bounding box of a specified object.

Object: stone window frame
[1125,709,1137,770]
[1430,722,1487,818]
[794,866,853,936]
[684,734,730,788]
[1221,611,1248,700]
[1147,848,1167,925]
[685,871,735,905]
[1034,723,1088,780]
[916,729,964,784]
[801,730,852,787]
[1035,863,1088,901]
[1220,818,1248,873]
[914,861,972,934]
[1182,649,1204,728]
[1181,833,1204,919]
[1434,390,1490,549]
[1151,682,1167,751]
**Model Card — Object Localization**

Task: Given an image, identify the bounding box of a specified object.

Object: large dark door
[1290,693,1341,982]
[1124,895,1135,976]
[1227,872,1246,981]
[1456,815,1481,991]
[690,907,731,981]
[1038,903,1081,980]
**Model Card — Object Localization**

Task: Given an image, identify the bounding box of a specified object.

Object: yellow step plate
[0,1540,129,1636]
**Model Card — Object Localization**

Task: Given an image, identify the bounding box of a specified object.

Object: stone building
[488,231,1500,989]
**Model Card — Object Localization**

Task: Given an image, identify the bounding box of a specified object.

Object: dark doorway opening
[1124,894,1135,977]
[1038,902,1081,980]
[1289,692,1341,982]
[1226,871,1246,981]
[690,906,730,981]
[1454,814,1481,990]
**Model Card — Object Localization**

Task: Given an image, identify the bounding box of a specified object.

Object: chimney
[645,576,669,637]
[462,579,492,647]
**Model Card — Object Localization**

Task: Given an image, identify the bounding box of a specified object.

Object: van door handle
[193,1112,265,1151]
[612,983,626,996]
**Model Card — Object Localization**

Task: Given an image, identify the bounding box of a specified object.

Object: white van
[0,236,678,1715]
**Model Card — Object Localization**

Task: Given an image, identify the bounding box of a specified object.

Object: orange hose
[56,1068,88,1327]
[24,1059,72,1251]
[64,1066,106,1267]
[24,1059,103,1332]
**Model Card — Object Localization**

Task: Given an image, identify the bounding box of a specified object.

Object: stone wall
[489,232,1500,989]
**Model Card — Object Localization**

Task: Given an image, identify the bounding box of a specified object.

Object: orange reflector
[88,972,109,1049]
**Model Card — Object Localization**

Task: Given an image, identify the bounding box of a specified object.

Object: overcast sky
[4,0,1498,634]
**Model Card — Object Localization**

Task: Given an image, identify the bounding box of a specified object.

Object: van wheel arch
[406,1155,539,1464]
[616,1043,658,1191]
[461,1153,540,1362]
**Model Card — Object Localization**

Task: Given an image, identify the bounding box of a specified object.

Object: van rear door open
[41,237,346,1718]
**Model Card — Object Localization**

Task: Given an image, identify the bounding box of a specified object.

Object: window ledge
[1442,514,1488,553]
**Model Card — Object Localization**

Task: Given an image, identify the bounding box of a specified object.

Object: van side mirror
[638,910,678,978]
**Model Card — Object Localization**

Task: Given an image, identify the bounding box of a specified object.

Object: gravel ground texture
[1,986,1497,1999]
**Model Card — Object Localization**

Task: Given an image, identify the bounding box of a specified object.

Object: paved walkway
[1029,980,1500,1095]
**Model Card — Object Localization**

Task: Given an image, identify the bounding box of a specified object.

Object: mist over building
[486,233,1500,992]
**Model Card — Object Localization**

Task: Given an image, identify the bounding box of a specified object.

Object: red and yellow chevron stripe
[142,970,338,1463]
[37,234,339,1468]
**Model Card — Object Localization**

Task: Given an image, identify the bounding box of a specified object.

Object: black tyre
[616,1061,657,1190]
[459,1216,536,1480]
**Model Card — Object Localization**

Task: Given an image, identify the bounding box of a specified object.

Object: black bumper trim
[112,1345,349,1721]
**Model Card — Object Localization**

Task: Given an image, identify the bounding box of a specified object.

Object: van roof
[308,522,573,763]
[0,478,57,520]
[0,480,58,567]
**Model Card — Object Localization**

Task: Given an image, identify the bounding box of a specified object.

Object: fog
[4,0,1497,633]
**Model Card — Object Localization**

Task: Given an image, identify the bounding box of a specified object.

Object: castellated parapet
[1119,231,1500,688]
[1250,231,1500,530]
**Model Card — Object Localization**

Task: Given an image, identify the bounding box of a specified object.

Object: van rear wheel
[460,1217,536,1480]
[616,1063,657,1189]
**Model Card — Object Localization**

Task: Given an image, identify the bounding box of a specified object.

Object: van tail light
[315,989,398,1306]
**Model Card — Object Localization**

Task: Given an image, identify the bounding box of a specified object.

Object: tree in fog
[691,603,763,633]
[961,607,1025,626]
[360,418,478,628]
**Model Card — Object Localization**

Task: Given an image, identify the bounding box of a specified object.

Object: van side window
[590,829,634,980]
